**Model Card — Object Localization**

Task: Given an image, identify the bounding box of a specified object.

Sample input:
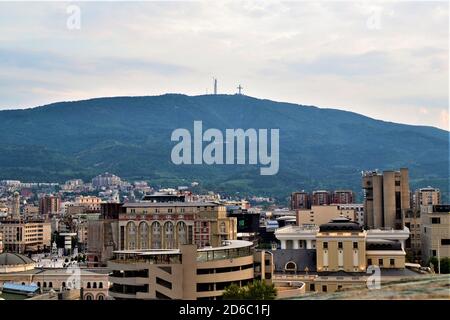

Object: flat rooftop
[122,201,219,208]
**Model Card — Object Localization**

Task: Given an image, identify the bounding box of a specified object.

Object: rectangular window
[353,242,358,249]
[441,239,450,245]
[431,217,441,224]
[323,242,328,249]
[378,259,383,266]
[390,259,395,266]
[338,242,343,249]
[322,285,327,292]
[432,250,437,257]
[368,258,372,266]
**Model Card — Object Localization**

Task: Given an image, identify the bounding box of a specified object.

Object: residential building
[414,187,440,210]
[75,196,102,212]
[421,205,450,263]
[312,190,331,206]
[0,219,51,253]
[92,172,121,188]
[290,191,311,210]
[362,168,410,230]
[332,190,355,204]
[39,195,61,218]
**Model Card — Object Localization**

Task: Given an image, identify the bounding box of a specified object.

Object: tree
[244,280,277,300]
[222,283,243,300]
[428,257,450,274]
[223,280,277,300]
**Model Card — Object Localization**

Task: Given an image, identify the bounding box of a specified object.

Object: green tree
[428,257,450,274]
[244,280,277,300]
[222,283,243,300]
[223,280,277,300]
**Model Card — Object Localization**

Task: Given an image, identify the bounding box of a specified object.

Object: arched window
[151,222,161,249]
[127,221,137,250]
[22,282,25,286]
[49,282,53,288]
[99,282,103,289]
[93,282,97,289]
[177,222,187,246]
[37,282,41,287]
[85,294,94,300]
[62,282,66,288]
[139,222,149,249]
[87,282,91,288]
[164,222,174,249]
[97,294,105,300]
[43,282,47,288]
[285,261,297,273]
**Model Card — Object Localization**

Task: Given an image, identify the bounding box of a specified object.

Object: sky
[0,0,448,130]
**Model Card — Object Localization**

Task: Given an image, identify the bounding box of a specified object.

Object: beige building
[108,240,263,300]
[0,232,3,253]
[274,218,410,294]
[75,196,102,212]
[362,168,410,230]
[421,205,450,263]
[296,205,356,227]
[0,219,51,253]
[0,252,109,300]
[403,208,421,261]
[414,187,440,210]
[119,202,236,250]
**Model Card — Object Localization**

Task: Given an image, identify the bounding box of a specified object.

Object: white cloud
[0,0,448,130]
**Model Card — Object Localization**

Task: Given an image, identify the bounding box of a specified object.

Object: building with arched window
[118,202,236,251]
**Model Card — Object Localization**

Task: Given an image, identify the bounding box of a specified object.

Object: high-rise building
[312,190,331,206]
[290,191,311,210]
[421,205,450,264]
[332,190,355,204]
[92,172,122,188]
[414,187,440,210]
[39,195,61,218]
[11,192,20,219]
[362,168,410,230]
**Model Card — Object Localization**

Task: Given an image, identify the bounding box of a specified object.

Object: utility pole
[237,84,243,95]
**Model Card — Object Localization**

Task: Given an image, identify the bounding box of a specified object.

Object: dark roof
[319,217,362,232]
[271,249,316,272]
[366,240,402,251]
[0,253,35,266]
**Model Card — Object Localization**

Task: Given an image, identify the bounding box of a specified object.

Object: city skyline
[0,1,448,130]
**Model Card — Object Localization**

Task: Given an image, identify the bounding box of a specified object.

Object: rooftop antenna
[237,84,243,95]
[213,78,217,95]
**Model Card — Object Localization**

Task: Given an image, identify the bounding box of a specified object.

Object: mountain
[0,94,448,202]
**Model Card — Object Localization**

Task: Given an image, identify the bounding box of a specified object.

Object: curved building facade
[108,240,255,300]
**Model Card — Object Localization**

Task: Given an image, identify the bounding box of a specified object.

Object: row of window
[367,258,395,266]
[36,281,104,289]
[323,242,358,249]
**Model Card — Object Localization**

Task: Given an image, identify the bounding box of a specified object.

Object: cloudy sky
[0,1,448,130]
